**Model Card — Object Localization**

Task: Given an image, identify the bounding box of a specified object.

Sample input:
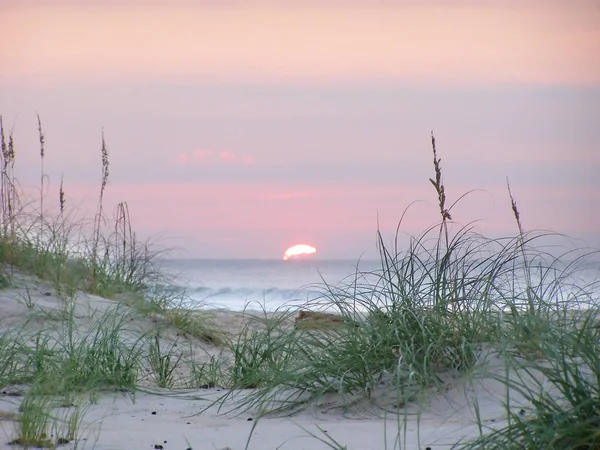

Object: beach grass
[0,303,143,396]
[147,332,185,388]
[0,115,218,445]
[460,308,600,450]
[8,389,90,449]
[198,133,598,448]
[0,115,598,448]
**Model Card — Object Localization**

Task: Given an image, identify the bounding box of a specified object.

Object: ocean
[158,257,599,312]
[159,258,381,311]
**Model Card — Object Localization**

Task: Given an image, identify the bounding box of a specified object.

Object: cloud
[219,151,236,161]
[177,149,254,165]
[176,153,190,165]
[194,149,214,159]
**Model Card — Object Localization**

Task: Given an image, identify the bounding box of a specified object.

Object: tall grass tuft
[206,136,513,417]
[0,114,165,300]
[147,332,184,388]
[9,393,54,448]
[12,303,145,396]
[463,308,600,449]
[9,391,90,448]
[458,178,600,449]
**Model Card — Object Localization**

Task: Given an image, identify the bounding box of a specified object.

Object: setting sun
[283,244,317,261]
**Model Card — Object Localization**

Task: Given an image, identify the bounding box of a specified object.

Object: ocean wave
[154,283,322,310]
[188,285,318,299]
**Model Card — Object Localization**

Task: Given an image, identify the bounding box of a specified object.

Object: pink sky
[3,1,600,86]
[1,0,599,258]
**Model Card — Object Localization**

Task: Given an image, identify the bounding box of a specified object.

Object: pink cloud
[176,153,190,165]
[194,149,214,159]
[219,151,237,161]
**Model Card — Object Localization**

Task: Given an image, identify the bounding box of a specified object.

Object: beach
[0,273,487,450]
[2,264,595,450]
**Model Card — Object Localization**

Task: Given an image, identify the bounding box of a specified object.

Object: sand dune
[0,270,541,450]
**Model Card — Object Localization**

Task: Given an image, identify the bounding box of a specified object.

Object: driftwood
[294,310,357,330]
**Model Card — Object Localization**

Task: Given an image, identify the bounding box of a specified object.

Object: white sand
[0,270,530,450]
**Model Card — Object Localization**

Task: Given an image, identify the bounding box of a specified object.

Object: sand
[0,270,529,450]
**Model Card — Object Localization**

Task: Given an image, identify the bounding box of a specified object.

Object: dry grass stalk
[90,130,110,289]
[428,132,460,311]
[506,177,525,238]
[429,132,452,223]
[114,201,135,283]
[428,132,453,251]
[59,175,66,218]
[0,115,18,240]
[506,177,535,313]
[37,114,46,246]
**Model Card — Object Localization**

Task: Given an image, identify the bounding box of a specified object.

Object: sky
[1,0,599,259]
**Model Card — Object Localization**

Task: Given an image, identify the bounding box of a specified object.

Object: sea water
[159,258,381,311]
[158,257,599,312]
